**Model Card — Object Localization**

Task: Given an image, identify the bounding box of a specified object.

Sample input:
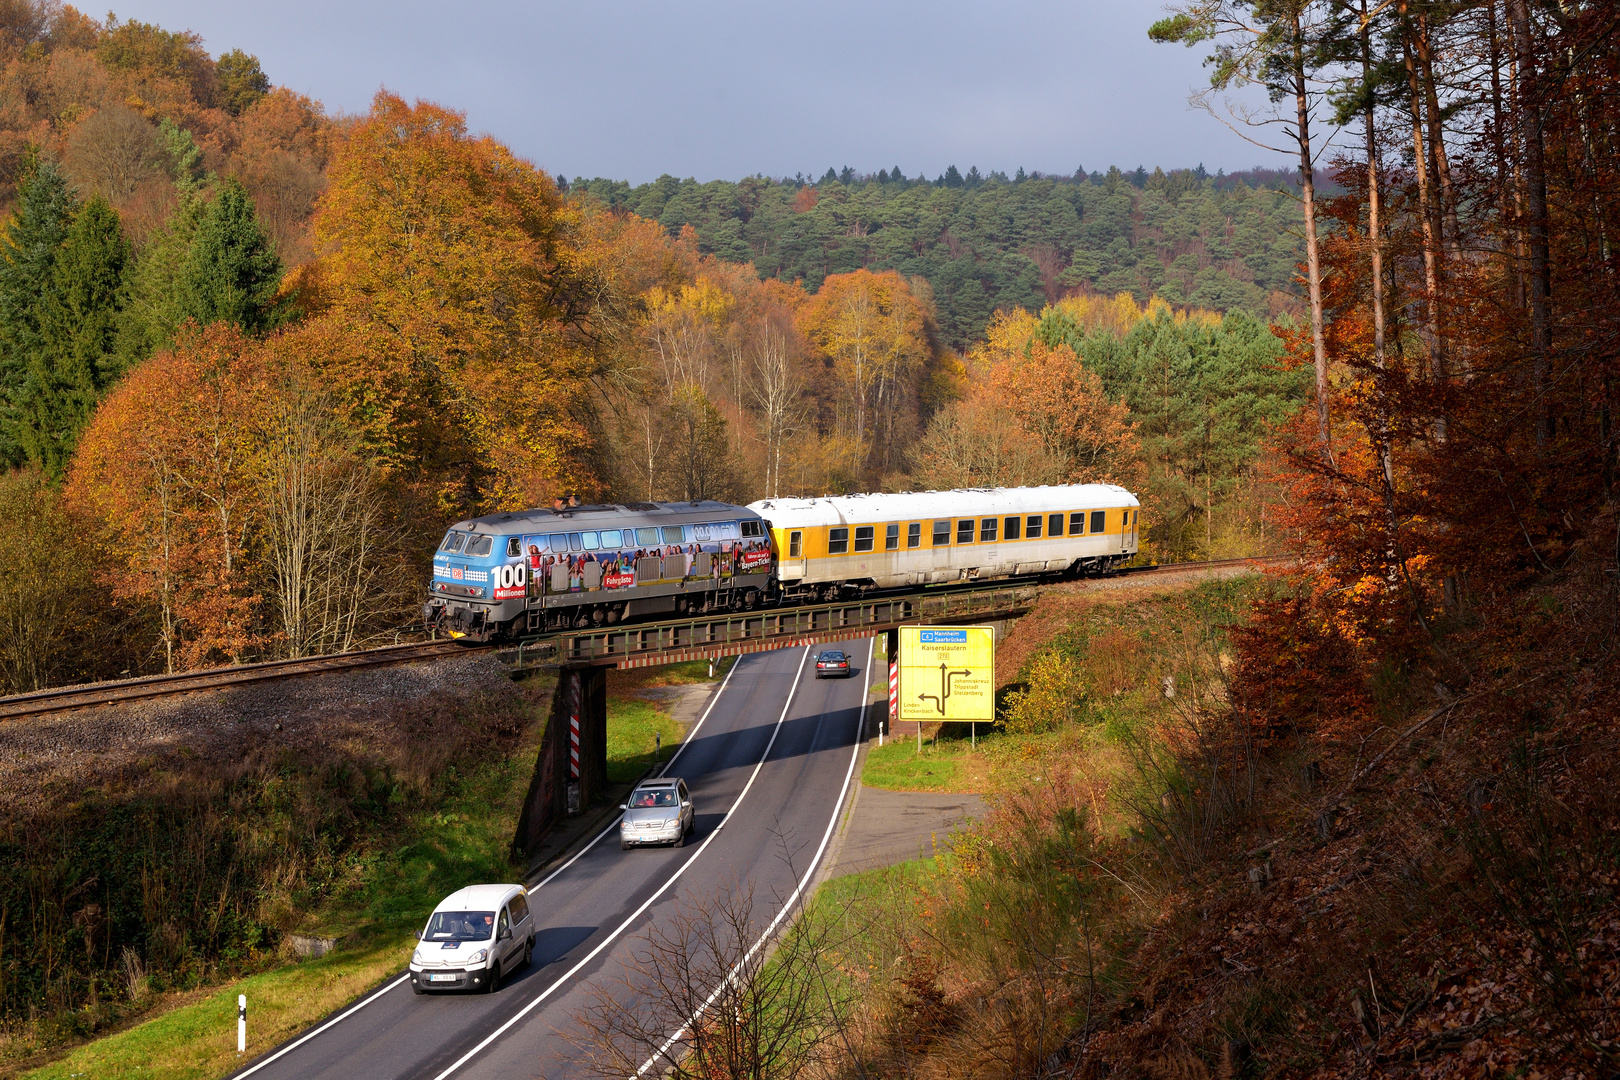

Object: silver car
[619,778,695,849]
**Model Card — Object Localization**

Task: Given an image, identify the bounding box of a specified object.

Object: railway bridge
[506,583,1036,858]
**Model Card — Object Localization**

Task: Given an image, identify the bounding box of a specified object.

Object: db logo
[451,567,464,579]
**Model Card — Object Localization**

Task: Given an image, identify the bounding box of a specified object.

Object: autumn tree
[308,91,603,516]
[68,324,265,670]
[798,269,932,479]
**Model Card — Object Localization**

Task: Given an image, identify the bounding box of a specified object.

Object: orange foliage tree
[67,323,265,670]
[305,91,605,516]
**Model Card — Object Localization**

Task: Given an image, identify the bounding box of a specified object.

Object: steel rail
[0,553,1289,721]
[0,641,488,721]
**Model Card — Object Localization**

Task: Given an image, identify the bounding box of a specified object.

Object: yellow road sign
[898,626,995,722]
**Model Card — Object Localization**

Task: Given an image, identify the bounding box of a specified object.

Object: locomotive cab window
[854,526,875,552]
[957,519,975,544]
[506,537,522,557]
[908,523,922,548]
[465,534,493,557]
[1026,515,1042,539]
[980,518,998,543]
[789,531,802,557]
[1090,510,1107,533]
[1003,516,1020,540]
[933,521,951,546]
[885,524,900,550]
[828,527,849,554]
[1069,512,1085,535]
[741,520,762,537]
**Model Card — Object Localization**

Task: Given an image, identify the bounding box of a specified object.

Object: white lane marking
[231,652,757,1080]
[526,651,746,895]
[230,975,411,1079]
[634,635,873,1076]
[430,647,813,1080]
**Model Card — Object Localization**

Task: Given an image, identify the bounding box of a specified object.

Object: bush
[999,649,1090,734]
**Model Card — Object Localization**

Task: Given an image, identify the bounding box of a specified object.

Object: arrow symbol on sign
[917,663,972,716]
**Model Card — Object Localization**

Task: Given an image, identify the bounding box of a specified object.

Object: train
[423,484,1140,642]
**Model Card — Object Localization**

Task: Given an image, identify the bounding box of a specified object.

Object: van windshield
[423,910,495,942]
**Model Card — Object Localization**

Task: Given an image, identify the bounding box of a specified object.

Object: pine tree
[0,159,76,466]
[14,197,130,477]
[177,179,284,334]
[113,121,208,370]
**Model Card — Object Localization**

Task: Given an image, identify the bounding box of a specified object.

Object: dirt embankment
[0,651,520,813]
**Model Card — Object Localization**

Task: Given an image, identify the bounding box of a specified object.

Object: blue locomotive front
[424,500,775,642]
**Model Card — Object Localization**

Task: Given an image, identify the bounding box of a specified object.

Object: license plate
[429,973,457,982]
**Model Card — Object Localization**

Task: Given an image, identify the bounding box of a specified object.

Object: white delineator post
[237,994,246,1053]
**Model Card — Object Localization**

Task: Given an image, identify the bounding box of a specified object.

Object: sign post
[237,994,246,1054]
[898,626,996,750]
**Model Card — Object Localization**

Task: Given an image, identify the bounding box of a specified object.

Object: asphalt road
[228,638,873,1080]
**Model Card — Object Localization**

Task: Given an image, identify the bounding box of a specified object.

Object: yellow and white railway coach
[748,484,1141,601]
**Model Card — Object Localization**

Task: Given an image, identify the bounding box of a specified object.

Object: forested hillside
[0,2,1305,698]
[572,167,1306,348]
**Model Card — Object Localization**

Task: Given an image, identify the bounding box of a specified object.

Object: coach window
[1069,512,1085,535]
[506,537,522,557]
[908,523,922,548]
[601,530,623,548]
[662,526,684,545]
[581,532,599,550]
[885,524,900,550]
[933,520,951,546]
[957,519,975,544]
[1004,516,1021,540]
[635,527,659,546]
[980,517,998,543]
[789,531,802,557]
[550,532,571,551]
[855,526,875,552]
[1049,513,1064,537]
[828,527,849,554]
[565,533,581,551]
[1090,510,1107,533]
[1026,515,1042,539]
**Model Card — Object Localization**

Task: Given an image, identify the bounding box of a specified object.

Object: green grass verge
[606,697,687,783]
[26,694,686,1080]
[861,728,992,792]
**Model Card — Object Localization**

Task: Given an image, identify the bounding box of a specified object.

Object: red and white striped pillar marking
[569,712,581,779]
[888,655,898,745]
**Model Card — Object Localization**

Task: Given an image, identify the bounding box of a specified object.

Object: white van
[410,883,535,994]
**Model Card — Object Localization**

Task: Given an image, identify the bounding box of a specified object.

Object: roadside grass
[24,684,688,1080]
[605,697,686,783]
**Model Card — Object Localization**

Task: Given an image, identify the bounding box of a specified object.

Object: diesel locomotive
[423,484,1139,642]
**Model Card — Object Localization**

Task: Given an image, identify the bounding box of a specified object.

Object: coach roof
[749,485,1139,529]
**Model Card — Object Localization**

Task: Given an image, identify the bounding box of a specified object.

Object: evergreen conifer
[177,179,284,334]
[0,160,76,467]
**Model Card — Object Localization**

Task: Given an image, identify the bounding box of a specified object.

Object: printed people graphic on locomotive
[425,502,777,641]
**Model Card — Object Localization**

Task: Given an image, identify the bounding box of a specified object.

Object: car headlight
[620,820,630,829]
[412,949,422,965]
[465,949,488,965]
[665,818,680,828]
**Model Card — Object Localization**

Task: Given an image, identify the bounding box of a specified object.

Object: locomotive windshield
[465,535,493,557]
[439,531,466,553]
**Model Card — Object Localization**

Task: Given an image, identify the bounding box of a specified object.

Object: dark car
[814,650,850,678]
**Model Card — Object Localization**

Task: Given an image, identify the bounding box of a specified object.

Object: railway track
[0,554,1289,721]
[0,640,487,721]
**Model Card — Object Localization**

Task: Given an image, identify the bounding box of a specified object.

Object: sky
[118,0,1284,185]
